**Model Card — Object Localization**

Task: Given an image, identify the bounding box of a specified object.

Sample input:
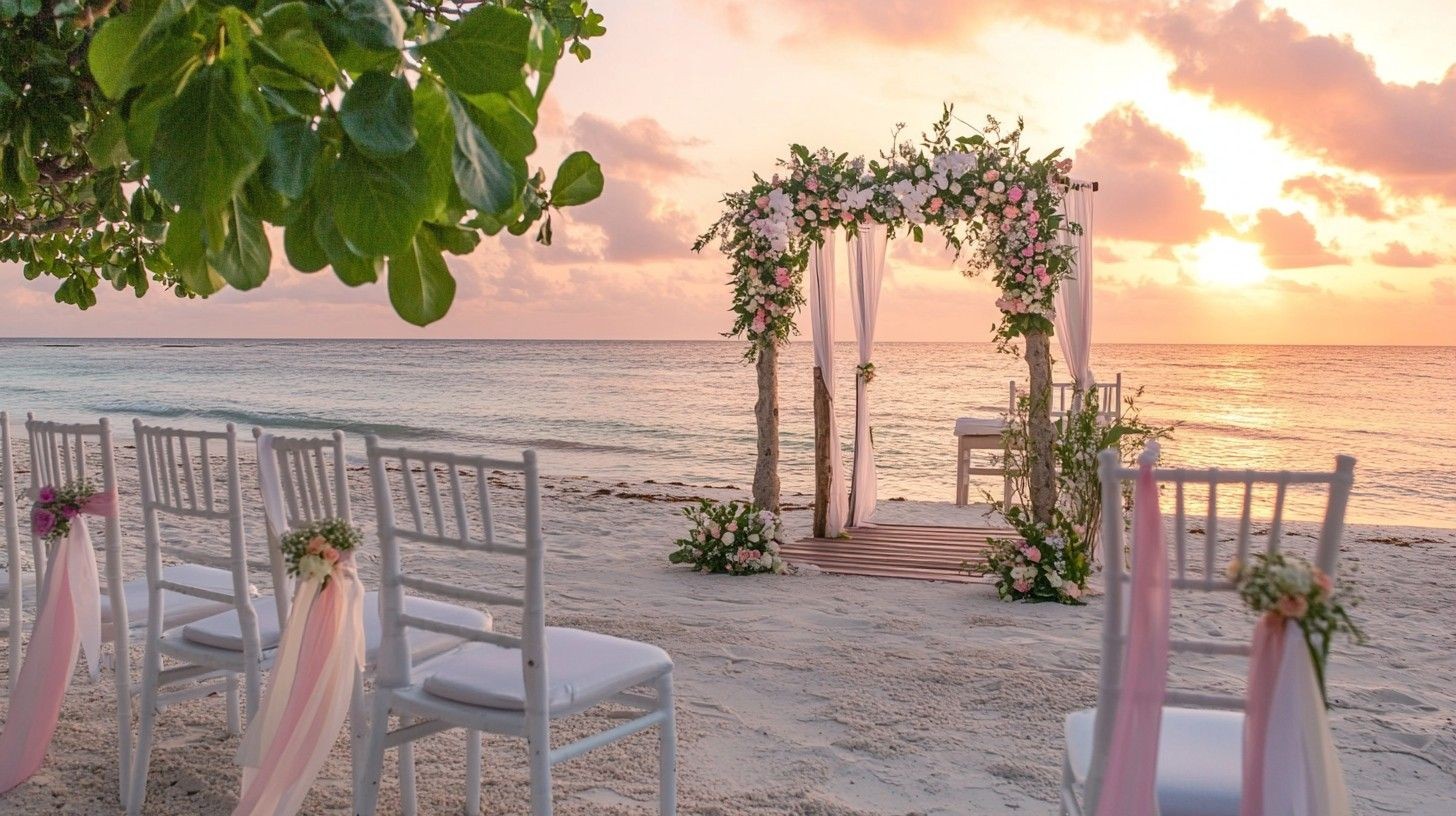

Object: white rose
[748,533,761,543]
[721,532,735,545]
[298,553,332,583]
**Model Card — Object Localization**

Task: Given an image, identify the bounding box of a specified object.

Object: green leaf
[549,151,603,207]
[139,0,195,42]
[419,4,530,95]
[88,12,145,99]
[206,198,272,290]
[332,140,430,256]
[259,3,339,88]
[164,209,226,296]
[388,228,455,326]
[413,79,456,220]
[427,223,480,255]
[313,205,381,285]
[448,92,514,214]
[263,119,321,199]
[329,0,405,52]
[340,71,416,156]
[284,205,328,272]
[149,62,269,217]
[461,91,535,161]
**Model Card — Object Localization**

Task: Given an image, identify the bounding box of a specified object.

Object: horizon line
[2,336,1454,349]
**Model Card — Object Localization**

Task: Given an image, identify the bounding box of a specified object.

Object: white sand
[1,440,1453,815]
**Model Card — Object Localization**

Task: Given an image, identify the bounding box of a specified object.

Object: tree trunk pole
[1024,329,1057,525]
[812,365,831,537]
[753,341,781,513]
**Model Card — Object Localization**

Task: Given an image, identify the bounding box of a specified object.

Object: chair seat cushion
[1065,706,1243,816]
[182,591,490,663]
[954,417,1007,437]
[100,564,237,631]
[422,627,672,716]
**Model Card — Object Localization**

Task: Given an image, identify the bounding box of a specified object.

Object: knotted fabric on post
[233,435,365,815]
[1092,455,1170,816]
[0,489,116,793]
[1241,615,1351,816]
[809,237,848,536]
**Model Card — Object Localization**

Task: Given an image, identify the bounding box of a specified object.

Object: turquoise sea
[1,339,1451,528]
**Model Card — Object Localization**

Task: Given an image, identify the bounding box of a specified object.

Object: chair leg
[113,636,133,807]
[399,714,418,816]
[656,674,677,816]
[226,675,241,735]
[127,641,163,816]
[350,671,368,806]
[465,730,482,815]
[355,695,392,816]
[527,723,552,816]
[955,439,969,506]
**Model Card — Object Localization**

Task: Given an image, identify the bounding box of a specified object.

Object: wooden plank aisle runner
[782,523,1011,583]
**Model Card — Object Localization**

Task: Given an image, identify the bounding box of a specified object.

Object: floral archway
[694,107,1084,534]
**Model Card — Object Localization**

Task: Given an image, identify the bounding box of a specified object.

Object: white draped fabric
[809,238,848,536]
[1054,183,1096,388]
[847,224,887,527]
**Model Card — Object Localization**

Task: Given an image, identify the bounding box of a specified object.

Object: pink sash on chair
[0,490,115,793]
[1093,457,1170,816]
[1241,614,1351,816]
[232,551,364,815]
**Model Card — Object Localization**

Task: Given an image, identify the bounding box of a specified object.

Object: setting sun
[1189,236,1269,287]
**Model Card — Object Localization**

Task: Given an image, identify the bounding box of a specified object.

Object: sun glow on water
[1190,237,1269,287]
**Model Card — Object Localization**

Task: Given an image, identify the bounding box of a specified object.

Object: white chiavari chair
[1060,448,1355,816]
[244,428,489,815]
[128,421,265,815]
[356,437,677,816]
[23,415,240,806]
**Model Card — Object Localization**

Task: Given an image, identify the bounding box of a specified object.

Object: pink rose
[32,507,56,538]
[1314,571,1333,598]
[1023,547,1042,563]
[1064,583,1082,599]
[1021,246,1035,258]
[61,505,80,519]
[1007,186,1024,203]
[307,536,327,555]
[1276,595,1308,619]
[1003,205,1019,219]
[928,197,944,213]
[321,546,340,564]
[805,178,819,191]
[37,486,57,504]
[1013,579,1032,593]
[983,169,1000,182]
[1027,211,1040,224]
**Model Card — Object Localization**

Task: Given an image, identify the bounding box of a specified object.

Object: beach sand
[1,439,1453,815]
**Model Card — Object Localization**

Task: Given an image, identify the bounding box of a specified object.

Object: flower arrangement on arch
[669,499,787,575]
[31,478,102,544]
[979,505,1091,604]
[1227,552,1364,704]
[279,518,362,588]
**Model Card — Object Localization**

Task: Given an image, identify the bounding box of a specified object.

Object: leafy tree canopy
[0,0,606,324]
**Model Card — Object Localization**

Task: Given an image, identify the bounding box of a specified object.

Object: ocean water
[0,339,1451,529]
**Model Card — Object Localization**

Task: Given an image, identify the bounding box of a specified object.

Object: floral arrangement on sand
[670,499,787,575]
[31,479,100,544]
[1227,552,1364,703]
[280,518,362,588]
[984,505,1090,604]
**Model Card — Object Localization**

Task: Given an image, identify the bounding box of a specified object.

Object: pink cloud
[1242,209,1346,269]
[1281,174,1391,221]
[1074,105,1229,245]
[1371,241,1443,268]
[568,114,700,182]
[569,180,695,263]
[1144,0,1456,201]
[1093,246,1126,264]
[1433,278,1456,306]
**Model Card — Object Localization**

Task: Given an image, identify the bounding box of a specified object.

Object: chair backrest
[132,421,258,636]
[1,411,23,692]
[1086,445,1355,792]
[252,428,350,621]
[24,415,125,601]
[1010,373,1122,423]
[365,436,544,692]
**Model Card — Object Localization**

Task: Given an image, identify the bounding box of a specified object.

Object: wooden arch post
[752,341,781,513]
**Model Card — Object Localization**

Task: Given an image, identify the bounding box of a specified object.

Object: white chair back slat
[1083,446,1356,811]
[366,436,540,688]
[2,412,24,695]
[1010,373,1123,424]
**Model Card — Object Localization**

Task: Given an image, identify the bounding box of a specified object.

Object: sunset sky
[5,0,1455,344]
